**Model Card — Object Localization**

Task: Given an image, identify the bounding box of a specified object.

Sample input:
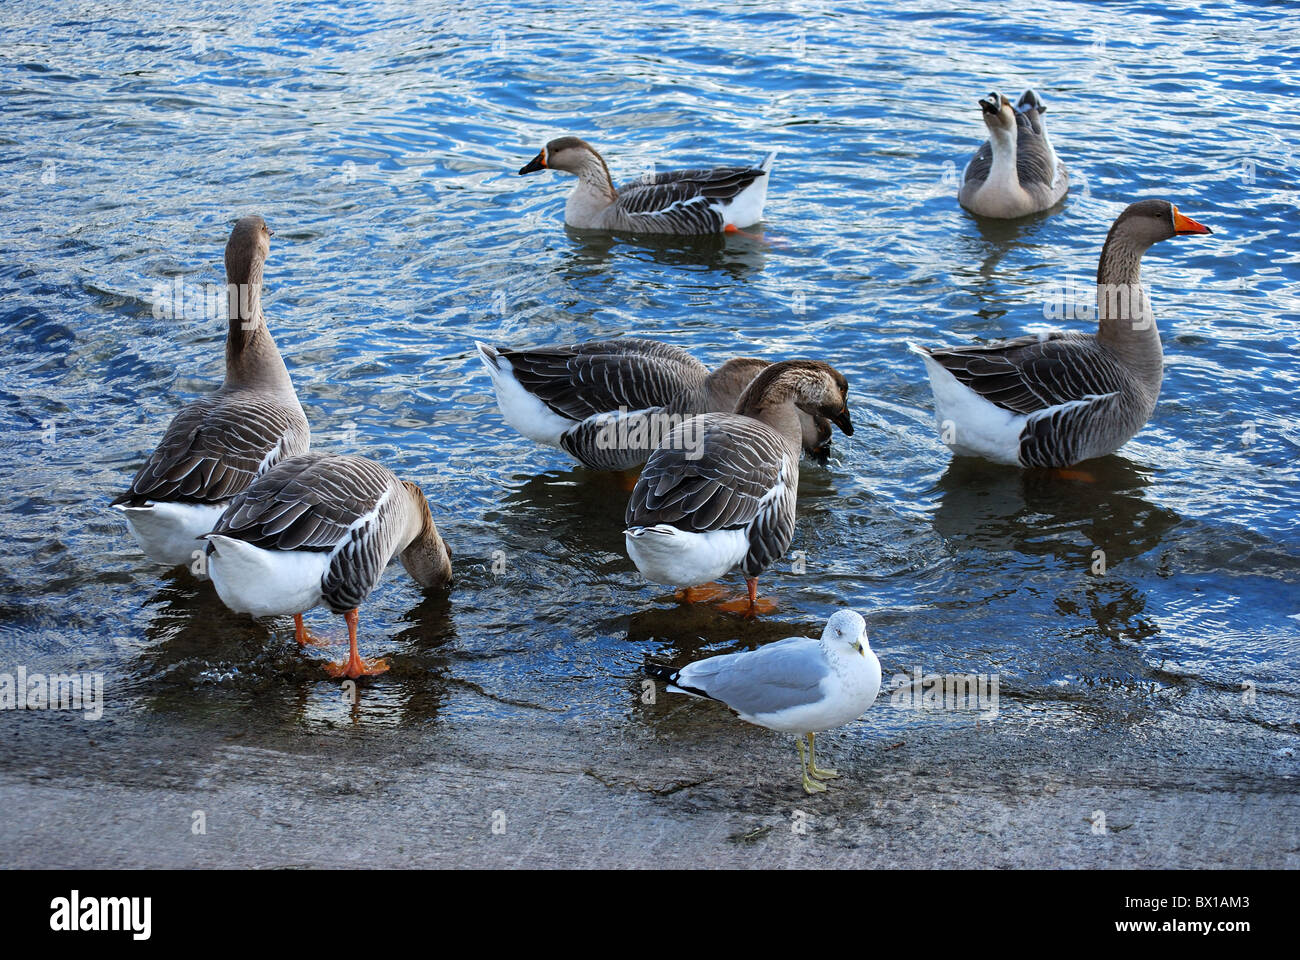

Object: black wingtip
[644,663,677,684]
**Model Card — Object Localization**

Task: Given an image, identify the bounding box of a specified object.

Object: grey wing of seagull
[682,637,830,717]
[112,392,308,506]
[207,453,402,611]
[626,413,796,577]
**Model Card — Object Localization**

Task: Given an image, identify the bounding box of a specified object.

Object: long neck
[987,125,1020,188]
[700,362,759,413]
[564,151,617,222]
[1095,227,1161,383]
[735,381,804,452]
[223,257,293,394]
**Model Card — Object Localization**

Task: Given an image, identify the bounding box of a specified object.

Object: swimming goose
[112,216,310,568]
[958,90,1068,219]
[203,453,452,679]
[476,338,835,470]
[518,137,774,234]
[624,360,853,616]
[646,610,881,794]
[913,199,1212,468]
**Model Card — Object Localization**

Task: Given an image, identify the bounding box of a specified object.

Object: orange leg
[675,582,730,604]
[716,578,777,618]
[324,608,389,679]
[293,614,328,647]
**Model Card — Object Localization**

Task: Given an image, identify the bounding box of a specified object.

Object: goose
[913,199,1212,468]
[645,610,881,794]
[203,453,452,679]
[518,137,774,234]
[624,360,853,616]
[112,216,310,569]
[958,90,1068,219]
[476,338,835,471]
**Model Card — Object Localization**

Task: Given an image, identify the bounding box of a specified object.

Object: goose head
[400,482,453,589]
[224,214,272,286]
[519,136,604,176]
[709,357,837,462]
[736,359,854,439]
[977,91,1017,137]
[1110,199,1212,250]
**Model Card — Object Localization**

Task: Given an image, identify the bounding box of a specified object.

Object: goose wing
[920,333,1127,415]
[208,453,396,553]
[494,338,706,421]
[113,392,308,507]
[615,166,767,233]
[626,413,796,576]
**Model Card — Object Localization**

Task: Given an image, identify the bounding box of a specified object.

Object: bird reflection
[931,454,1181,644]
[561,225,767,280]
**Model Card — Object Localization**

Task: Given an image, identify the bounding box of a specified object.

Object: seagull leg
[806,732,839,780]
[324,608,389,679]
[796,737,828,794]
[293,614,328,647]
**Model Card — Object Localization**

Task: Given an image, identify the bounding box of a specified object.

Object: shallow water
[1,0,1297,763]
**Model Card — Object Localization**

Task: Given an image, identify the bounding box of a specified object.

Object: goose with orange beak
[912,200,1212,468]
[959,89,1069,218]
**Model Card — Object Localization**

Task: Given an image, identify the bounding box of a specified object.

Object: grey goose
[112,216,309,568]
[203,453,452,679]
[624,360,853,617]
[476,338,836,471]
[959,90,1068,219]
[518,137,773,234]
[913,199,1212,468]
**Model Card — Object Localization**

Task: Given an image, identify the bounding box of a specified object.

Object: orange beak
[1173,208,1212,235]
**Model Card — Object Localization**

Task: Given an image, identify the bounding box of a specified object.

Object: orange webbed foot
[324,655,390,680]
[1054,468,1097,483]
[675,582,729,604]
[715,596,778,618]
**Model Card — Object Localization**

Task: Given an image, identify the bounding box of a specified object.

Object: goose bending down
[913,200,1212,468]
[518,137,773,234]
[203,453,452,679]
[958,90,1068,219]
[624,360,853,616]
[476,338,835,471]
[645,610,881,794]
[112,216,310,568]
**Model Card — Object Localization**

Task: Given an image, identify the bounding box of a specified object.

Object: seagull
[645,610,881,794]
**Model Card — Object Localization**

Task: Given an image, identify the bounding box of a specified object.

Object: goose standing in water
[112,216,309,568]
[913,200,1212,468]
[645,610,881,794]
[958,90,1068,219]
[476,338,835,471]
[518,137,773,234]
[624,361,853,616]
[203,453,452,679]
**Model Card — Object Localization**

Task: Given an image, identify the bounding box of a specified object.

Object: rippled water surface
[2,1,1298,750]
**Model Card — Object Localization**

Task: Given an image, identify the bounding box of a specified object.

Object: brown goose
[203,453,452,679]
[477,338,835,470]
[913,200,1212,468]
[112,216,309,567]
[959,90,1068,219]
[624,360,853,616]
[518,137,773,234]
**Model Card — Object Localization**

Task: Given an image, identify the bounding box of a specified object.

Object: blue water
[0,0,1297,752]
